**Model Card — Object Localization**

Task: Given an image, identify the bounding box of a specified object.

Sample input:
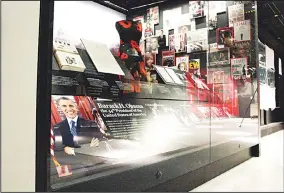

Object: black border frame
[35,0,54,191]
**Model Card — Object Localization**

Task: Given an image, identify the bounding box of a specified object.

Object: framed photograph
[216,27,234,49]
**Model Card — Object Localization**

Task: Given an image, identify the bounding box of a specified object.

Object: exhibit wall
[129,0,259,160]
[45,0,260,191]
[1,1,40,191]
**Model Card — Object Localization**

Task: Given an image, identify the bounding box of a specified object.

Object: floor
[191,130,284,192]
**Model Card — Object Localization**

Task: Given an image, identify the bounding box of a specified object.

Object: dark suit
[54,117,103,150]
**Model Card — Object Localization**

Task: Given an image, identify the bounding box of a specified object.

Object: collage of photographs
[131,1,253,86]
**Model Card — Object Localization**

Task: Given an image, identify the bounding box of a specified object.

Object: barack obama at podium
[54,97,104,155]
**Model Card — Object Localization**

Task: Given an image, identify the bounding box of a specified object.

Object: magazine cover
[205,1,226,28]
[176,55,189,71]
[177,33,187,53]
[144,52,157,83]
[178,24,191,52]
[189,1,205,19]
[213,70,225,84]
[156,29,167,47]
[208,48,230,66]
[174,33,182,52]
[187,28,208,53]
[162,50,175,67]
[232,41,251,59]
[207,67,231,84]
[188,59,200,75]
[259,66,267,84]
[150,36,159,54]
[216,27,234,49]
[231,57,248,80]
[267,68,275,88]
[258,40,266,66]
[144,21,154,38]
[234,20,251,41]
[228,3,245,27]
[149,6,159,25]
[145,37,151,53]
[169,34,175,51]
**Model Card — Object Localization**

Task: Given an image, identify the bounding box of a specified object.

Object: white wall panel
[1,1,40,191]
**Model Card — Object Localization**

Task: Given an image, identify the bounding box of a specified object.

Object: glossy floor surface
[191,130,284,192]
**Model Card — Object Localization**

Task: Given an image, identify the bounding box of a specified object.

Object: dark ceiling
[96,0,284,58]
[258,1,284,58]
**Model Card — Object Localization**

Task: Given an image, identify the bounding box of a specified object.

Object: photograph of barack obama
[54,97,105,155]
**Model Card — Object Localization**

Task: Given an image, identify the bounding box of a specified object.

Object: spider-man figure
[115,20,148,92]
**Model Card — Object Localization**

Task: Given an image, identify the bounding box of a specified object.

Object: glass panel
[50,1,211,190]
[207,1,259,162]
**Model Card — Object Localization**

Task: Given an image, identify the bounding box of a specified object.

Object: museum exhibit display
[36,0,261,191]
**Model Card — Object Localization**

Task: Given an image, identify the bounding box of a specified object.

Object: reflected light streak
[233,136,258,144]
[216,131,253,136]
